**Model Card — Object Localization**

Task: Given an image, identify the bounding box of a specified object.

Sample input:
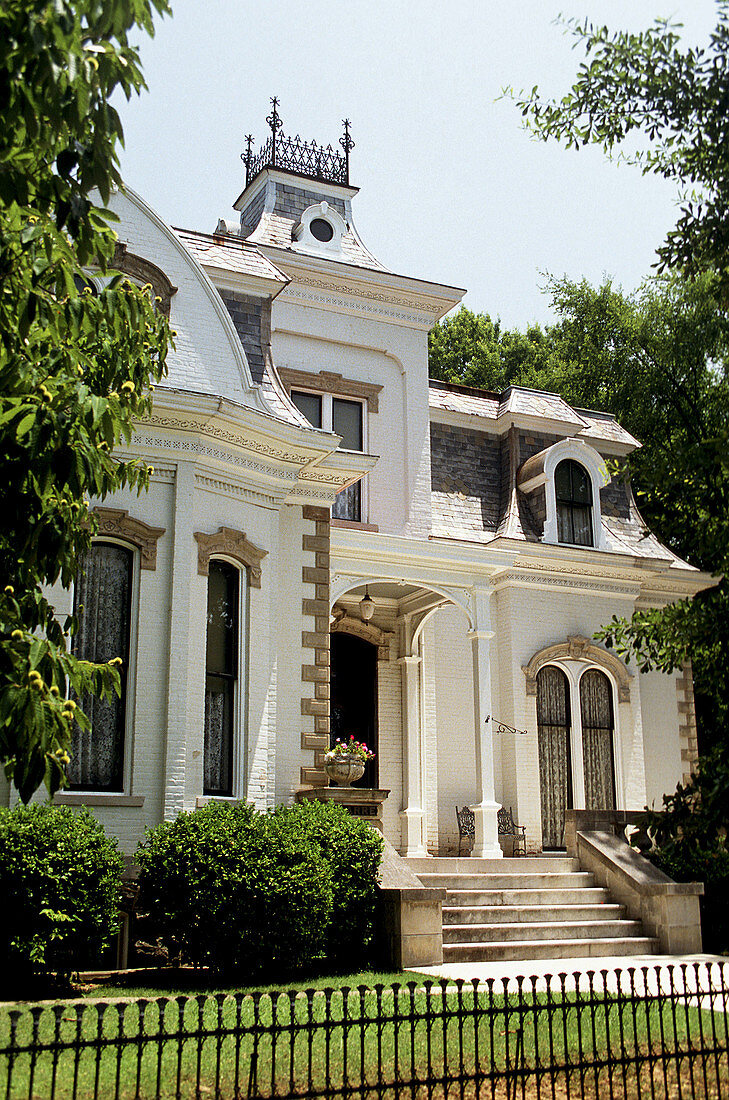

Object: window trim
[68,537,141,796]
[290,387,368,522]
[534,658,624,812]
[519,438,609,550]
[203,555,249,800]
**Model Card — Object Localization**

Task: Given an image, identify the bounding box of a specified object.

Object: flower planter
[325,755,365,787]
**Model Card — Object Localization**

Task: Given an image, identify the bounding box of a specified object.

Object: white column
[162,462,200,820]
[468,588,502,858]
[398,654,428,857]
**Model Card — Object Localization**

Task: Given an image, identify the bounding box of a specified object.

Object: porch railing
[1,961,727,1098]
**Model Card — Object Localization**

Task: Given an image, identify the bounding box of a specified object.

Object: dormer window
[555,459,593,546]
[517,438,609,550]
[293,201,346,256]
[310,218,334,243]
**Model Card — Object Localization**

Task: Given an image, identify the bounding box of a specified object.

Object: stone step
[417,871,596,890]
[442,937,659,963]
[405,856,580,874]
[442,903,627,925]
[442,887,613,907]
[443,919,645,945]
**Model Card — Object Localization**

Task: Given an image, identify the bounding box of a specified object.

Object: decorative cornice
[280,284,436,328]
[288,273,442,313]
[278,368,383,412]
[194,526,267,587]
[132,434,299,484]
[141,415,306,464]
[112,243,178,317]
[522,635,632,703]
[92,507,165,570]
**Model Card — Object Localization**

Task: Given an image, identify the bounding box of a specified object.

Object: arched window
[555,459,593,546]
[536,666,573,849]
[204,560,242,796]
[69,542,133,791]
[580,669,616,810]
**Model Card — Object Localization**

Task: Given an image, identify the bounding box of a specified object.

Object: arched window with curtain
[69,541,133,791]
[536,665,573,849]
[555,459,593,546]
[204,560,242,796]
[580,669,616,810]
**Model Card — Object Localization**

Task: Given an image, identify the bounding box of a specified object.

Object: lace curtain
[580,669,616,810]
[203,562,239,795]
[537,666,572,849]
[69,543,132,791]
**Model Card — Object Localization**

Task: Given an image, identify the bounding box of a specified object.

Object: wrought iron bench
[455,805,475,856]
[498,806,527,856]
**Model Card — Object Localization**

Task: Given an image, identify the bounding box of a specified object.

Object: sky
[117,0,719,330]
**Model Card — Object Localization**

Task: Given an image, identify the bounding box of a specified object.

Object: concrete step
[442,937,659,962]
[441,887,613,906]
[417,871,596,890]
[443,919,646,945]
[405,856,580,874]
[442,903,627,925]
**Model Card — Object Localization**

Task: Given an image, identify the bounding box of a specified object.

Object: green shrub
[0,803,123,985]
[136,800,383,979]
[640,744,729,952]
[279,800,383,968]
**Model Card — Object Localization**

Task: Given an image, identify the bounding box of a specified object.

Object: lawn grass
[1,977,726,1099]
[76,967,430,1000]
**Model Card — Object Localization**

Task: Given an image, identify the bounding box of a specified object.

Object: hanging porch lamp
[359,587,375,621]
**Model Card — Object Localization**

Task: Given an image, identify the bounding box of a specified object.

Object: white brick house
[12,116,712,858]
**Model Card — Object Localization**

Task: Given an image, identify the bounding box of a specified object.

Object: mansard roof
[428,380,640,454]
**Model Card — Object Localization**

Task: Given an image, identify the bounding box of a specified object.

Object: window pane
[555,460,593,546]
[571,462,592,504]
[536,666,572,848]
[333,398,363,451]
[332,481,361,522]
[571,505,593,546]
[580,670,616,810]
[70,543,132,791]
[291,390,322,428]
[204,562,239,796]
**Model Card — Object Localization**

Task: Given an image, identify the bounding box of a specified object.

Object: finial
[266,96,283,134]
[241,133,254,183]
[340,118,354,184]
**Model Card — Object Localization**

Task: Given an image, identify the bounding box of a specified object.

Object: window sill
[196,795,239,807]
[331,519,379,532]
[54,793,144,808]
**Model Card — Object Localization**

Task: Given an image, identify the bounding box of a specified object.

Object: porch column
[398,654,428,857]
[468,588,502,858]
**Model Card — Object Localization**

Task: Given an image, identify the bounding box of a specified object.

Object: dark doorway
[330,633,378,787]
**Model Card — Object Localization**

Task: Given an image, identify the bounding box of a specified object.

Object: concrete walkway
[408,953,729,1009]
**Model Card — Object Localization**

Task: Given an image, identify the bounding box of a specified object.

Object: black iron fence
[1,962,728,1098]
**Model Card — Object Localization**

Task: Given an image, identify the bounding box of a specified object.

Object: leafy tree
[512,3,729,294]
[428,307,560,392]
[0,0,171,802]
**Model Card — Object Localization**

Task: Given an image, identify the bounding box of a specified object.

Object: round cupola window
[310,218,334,243]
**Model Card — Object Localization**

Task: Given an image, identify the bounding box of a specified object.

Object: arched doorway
[330,633,378,787]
